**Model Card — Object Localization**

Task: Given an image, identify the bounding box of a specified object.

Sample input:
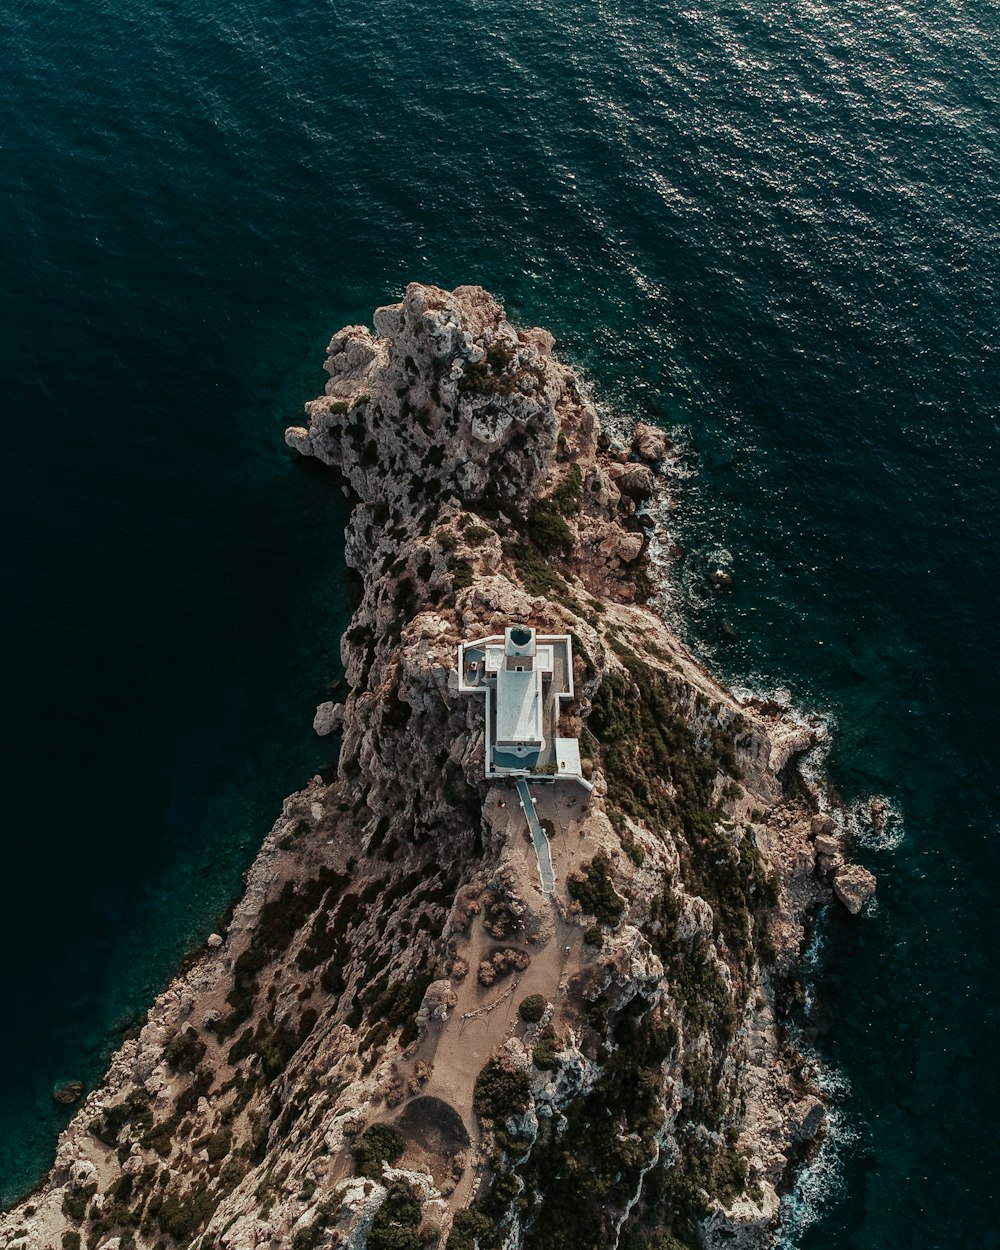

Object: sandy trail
[390,778,599,1208]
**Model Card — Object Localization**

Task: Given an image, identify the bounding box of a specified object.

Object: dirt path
[385,779,605,1208]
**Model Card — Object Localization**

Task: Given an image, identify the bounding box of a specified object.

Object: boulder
[520,327,555,356]
[630,422,673,465]
[811,814,835,838]
[790,1094,826,1142]
[607,461,655,500]
[53,1080,84,1106]
[419,979,459,1022]
[814,834,840,858]
[284,425,312,455]
[313,701,344,737]
[69,1158,98,1190]
[868,796,890,832]
[598,528,644,564]
[832,864,876,914]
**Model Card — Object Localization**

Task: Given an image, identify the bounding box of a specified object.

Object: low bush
[448,558,474,590]
[60,1184,95,1223]
[363,971,434,1028]
[532,1025,560,1071]
[205,1129,231,1162]
[367,1182,423,1250]
[446,1208,494,1250]
[527,500,574,556]
[88,1090,153,1147]
[509,544,569,598]
[552,463,583,515]
[156,1190,216,1242]
[518,993,547,1023]
[567,856,625,927]
[473,1059,530,1124]
[354,1122,406,1177]
[163,1029,205,1074]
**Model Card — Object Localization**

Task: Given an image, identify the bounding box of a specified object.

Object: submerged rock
[52,1081,83,1106]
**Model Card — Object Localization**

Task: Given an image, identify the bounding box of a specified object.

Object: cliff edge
[0,284,874,1250]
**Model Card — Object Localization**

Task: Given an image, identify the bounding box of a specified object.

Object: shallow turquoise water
[1,0,997,1241]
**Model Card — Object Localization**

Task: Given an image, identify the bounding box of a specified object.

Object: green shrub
[61,1234,82,1250]
[458,354,520,397]
[448,558,474,590]
[258,1027,300,1079]
[367,1182,423,1250]
[532,1025,560,1071]
[354,1123,406,1177]
[583,925,604,948]
[509,543,569,598]
[60,1184,95,1222]
[88,1089,153,1147]
[527,501,574,556]
[567,855,625,927]
[220,1155,249,1190]
[473,1059,530,1124]
[141,1111,181,1158]
[569,631,596,680]
[552,463,583,515]
[157,1194,195,1241]
[447,1209,494,1250]
[206,1129,231,1162]
[163,1029,205,1074]
[363,971,434,1028]
[486,341,516,372]
[518,994,547,1023]
[464,523,491,545]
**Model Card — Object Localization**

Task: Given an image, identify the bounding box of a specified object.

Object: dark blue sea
[1,0,997,1243]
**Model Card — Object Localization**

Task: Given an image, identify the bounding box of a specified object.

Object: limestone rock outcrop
[0,284,877,1250]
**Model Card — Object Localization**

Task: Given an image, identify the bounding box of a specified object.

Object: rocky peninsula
[0,284,874,1250]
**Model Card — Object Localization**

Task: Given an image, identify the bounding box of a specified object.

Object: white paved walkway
[515,779,556,895]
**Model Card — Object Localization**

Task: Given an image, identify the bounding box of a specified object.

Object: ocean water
[1,0,997,1242]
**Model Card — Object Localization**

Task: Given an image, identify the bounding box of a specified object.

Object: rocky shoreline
[0,284,874,1250]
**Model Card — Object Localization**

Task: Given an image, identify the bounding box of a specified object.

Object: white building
[457,625,589,787]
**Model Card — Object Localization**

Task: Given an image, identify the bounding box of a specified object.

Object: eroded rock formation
[0,284,875,1250]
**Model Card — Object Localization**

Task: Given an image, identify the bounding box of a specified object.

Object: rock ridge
[0,283,875,1250]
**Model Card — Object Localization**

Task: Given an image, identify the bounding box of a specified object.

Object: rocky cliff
[0,284,874,1250]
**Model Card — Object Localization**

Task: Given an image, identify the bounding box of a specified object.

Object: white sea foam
[774,1074,860,1248]
[632,432,893,1245]
[772,906,860,1246]
[844,793,906,852]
